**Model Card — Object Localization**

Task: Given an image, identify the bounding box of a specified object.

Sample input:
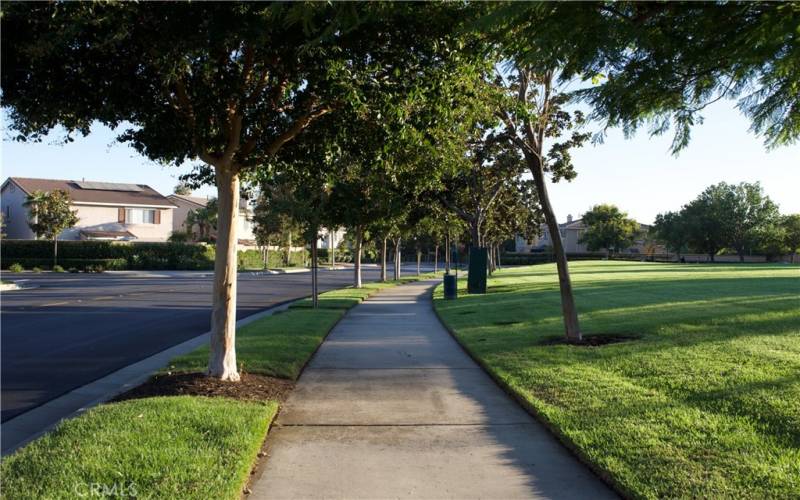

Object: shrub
[8,263,24,272]
[84,264,105,273]
[52,265,65,273]
[2,258,125,270]
[0,241,214,270]
[168,231,191,243]
[32,266,43,273]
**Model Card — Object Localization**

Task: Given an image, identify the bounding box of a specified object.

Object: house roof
[4,177,175,208]
[80,229,137,239]
[168,193,252,212]
[167,194,210,208]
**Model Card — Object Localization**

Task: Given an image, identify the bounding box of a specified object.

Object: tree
[252,185,304,269]
[185,200,218,242]
[652,211,690,258]
[725,182,780,262]
[496,67,590,342]
[682,184,732,262]
[173,182,193,196]
[3,2,461,380]
[483,3,800,152]
[23,190,79,267]
[782,214,800,263]
[580,204,640,256]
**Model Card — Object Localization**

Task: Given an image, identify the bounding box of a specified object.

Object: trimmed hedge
[500,252,678,265]
[0,240,312,271]
[1,258,127,271]
[1,240,213,270]
[238,248,308,270]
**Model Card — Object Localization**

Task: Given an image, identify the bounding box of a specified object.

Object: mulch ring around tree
[114,372,295,403]
[537,334,641,347]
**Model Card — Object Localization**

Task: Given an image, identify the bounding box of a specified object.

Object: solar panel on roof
[74,181,143,192]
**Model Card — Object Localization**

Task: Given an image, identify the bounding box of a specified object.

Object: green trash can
[467,246,487,294]
[443,274,457,300]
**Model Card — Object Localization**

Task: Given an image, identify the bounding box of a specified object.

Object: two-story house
[167,193,258,247]
[515,214,652,254]
[1,177,175,241]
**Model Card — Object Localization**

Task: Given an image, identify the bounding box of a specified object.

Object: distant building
[1,177,175,241]
[515,214,653,254]
[167,193,257,247]
[317,227,347,250]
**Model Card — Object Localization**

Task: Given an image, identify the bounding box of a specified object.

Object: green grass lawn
[168,275,440,377]
[434,260,800,499]
[0,397,277,500]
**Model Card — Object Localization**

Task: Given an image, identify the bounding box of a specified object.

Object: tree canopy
[579,204,640,255]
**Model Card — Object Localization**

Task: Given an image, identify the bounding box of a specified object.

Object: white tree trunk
[311,236,319,308]
[496,245,502,269]
[354,226,363,288]
[329,230,335,268]
[393,238,401,280]
[445,235,450,274]
[380,237,387,282]
[207,167,240,381]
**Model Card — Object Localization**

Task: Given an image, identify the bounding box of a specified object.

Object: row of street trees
[3,2,797,377]
[653,182,800,262]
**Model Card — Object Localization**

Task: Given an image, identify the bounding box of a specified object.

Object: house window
[5,206,10,218]
[126,208,156,224]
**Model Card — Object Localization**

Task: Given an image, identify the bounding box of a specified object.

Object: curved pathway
[251,280,617,499]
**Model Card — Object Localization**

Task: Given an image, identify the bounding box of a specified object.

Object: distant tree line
[652,182,800,262]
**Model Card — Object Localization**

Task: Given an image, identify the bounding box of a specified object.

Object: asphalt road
[1,265,434,422]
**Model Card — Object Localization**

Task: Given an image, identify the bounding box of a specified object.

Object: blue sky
[2,101,798,224]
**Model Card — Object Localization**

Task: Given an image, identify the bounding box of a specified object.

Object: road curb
[0,298,299,456]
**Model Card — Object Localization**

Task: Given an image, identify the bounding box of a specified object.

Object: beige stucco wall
[167,196,198,234]
[1,182,36,239]
[63,204,173,241]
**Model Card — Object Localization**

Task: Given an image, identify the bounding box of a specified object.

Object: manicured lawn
[168,275,440,377]
[1,397,277,500]
[166,307,346,378]
[434,261,800,499]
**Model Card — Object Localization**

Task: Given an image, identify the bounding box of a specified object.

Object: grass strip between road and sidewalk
[166,274,441,378]
[2,273,441,499]
[433,261,800,499]
[1,397,277,500]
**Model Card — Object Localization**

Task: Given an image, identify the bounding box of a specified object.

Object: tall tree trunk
[497,244,502,269]
[354,226,363,288]
[286,230,292,266]
[265,244,270,269]
[416,248,421,276]
[208,167,240,381]
[311,231,319,308]
[470,223,481,248]
[53,237,58,267]
[380,237,388,282]
[487,242,494,275]
[394,237,401,280]
[434,245,439,274]
[329,230,335,268]
[528,159,582,342]
[445,235,451,274]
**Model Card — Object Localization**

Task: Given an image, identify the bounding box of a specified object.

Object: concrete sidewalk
[250,280,617,499]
